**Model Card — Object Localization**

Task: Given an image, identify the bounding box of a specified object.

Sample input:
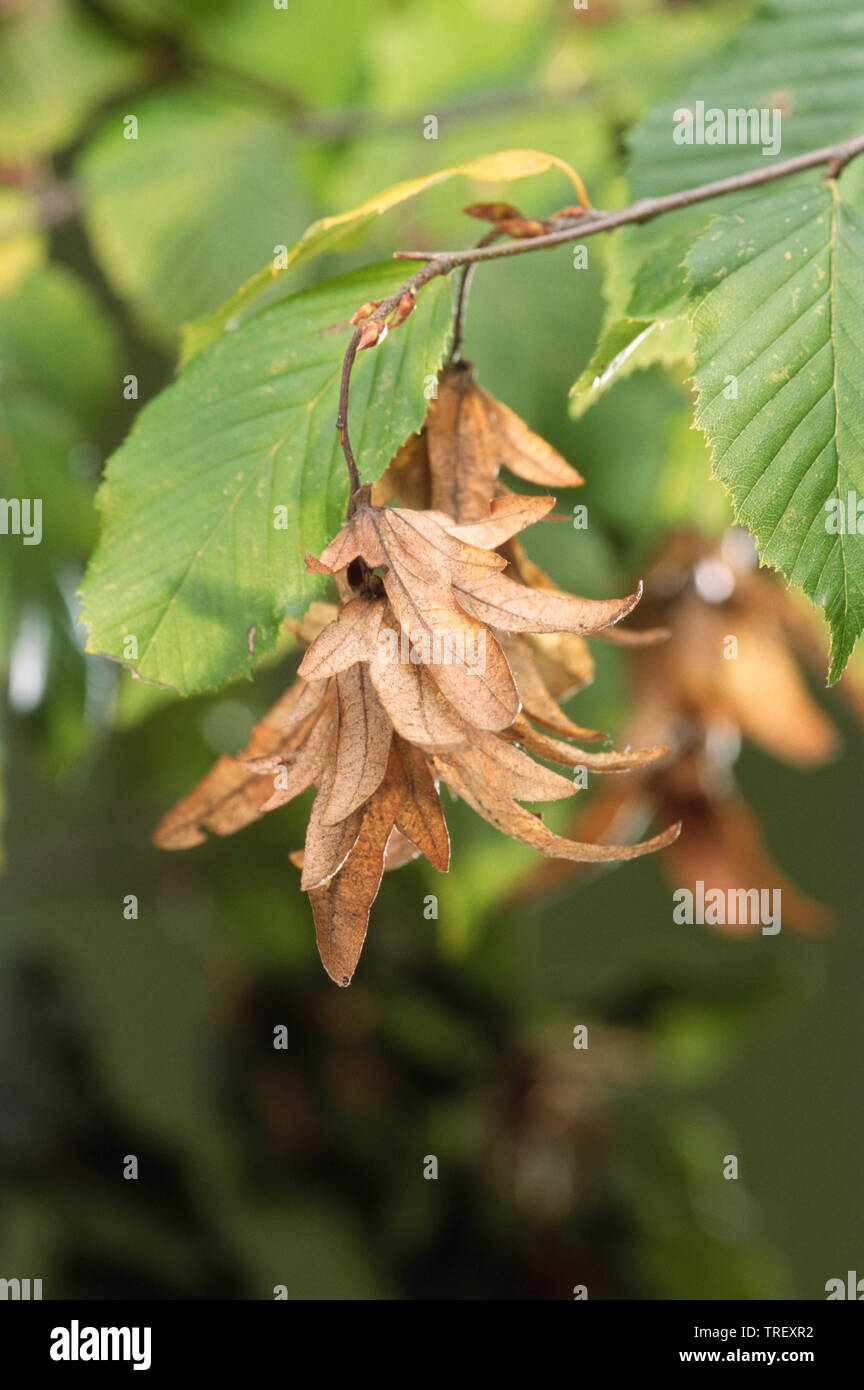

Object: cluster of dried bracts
[519,530,851,932]
[154,364,679,984]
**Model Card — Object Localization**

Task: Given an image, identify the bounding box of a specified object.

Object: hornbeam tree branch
[448,226,501,367]
[336,132,864,513]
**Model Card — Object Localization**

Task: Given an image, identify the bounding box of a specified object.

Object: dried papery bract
[517,531,848,933]
[372,363,655,713]
[152,679,331,847]
[373,362,583,520]
[154,390,678,984]
[307,737,450,986]
[303,498,643,720]
[428,362,583,519]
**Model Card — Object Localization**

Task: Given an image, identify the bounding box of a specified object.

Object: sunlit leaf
[686,184,864,680]
[80,264,454,694]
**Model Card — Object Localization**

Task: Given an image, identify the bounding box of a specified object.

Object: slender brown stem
[336,328,363,513]
[448,228,500,365]
[337,131,864,515]
[395,133,864,268]
[336,257,453,514]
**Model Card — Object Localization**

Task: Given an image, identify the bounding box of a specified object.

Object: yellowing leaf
[181,149,589,361]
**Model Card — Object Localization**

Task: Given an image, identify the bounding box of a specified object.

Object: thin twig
[336,257,453,516]
[395,133,864,266]
[448,227,500,365]
[336,328,363,510]
[336,132,864,514]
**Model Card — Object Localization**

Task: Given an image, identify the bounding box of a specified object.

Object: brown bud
[357,320,386,351]
[349,299,381,325]
[553,205,586,219]
[463,201,522,222]
[388,291,415,327]
[494,217,550,239]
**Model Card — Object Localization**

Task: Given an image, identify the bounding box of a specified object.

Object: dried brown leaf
[526,631,595,698]
[496,538,595,695]
[498,635,606,740]
[308,789,397,986]
[591,623,671,647]
[152,679,329,848]
[366,606,468,750]
[501,535,645,654]
[283,601,338,646]
[475,382,582,487]
[714,621,837,767]
[426,364,500,521]
[382,827,421,871]
[301,744,363,891]
[370,430,431,509]
[446,494,555,549]
[309,505,520,731]
[392,739,450,871]
[665,793,829,935]
[309,742,444,986]
[505,714,669,774]
[433,757,680,863]
[257,696,336,811]
[455,570,642,635]
[319,665,393,825]
[426,364,581,522]
[313,503,505,580]
[298,595,384,680]
[455,726,576,802]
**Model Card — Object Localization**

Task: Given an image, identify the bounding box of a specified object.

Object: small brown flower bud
[494,217,550,239]
[463,201,522,222]
[357,320,386,350]
[389,291,415,327]
[349,299,381,325]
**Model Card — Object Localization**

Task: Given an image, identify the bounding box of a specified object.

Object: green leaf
[0,266,118,555]
[79,263,453,695]
[189,0,386,107]
[626,227,697,319]
[621,0,864,321]
[570,314,691,420]
[0,266,116,424]
[0,0,140,160]
[569,218,695,423]
[0,189,46,293]
[358,0,544,114]
[627,0,864,200]
[78,88,315,339]
[0,267,122,789]
[685,183,864,680]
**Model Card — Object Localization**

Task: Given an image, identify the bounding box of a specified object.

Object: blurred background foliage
[1,0,862,1299]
